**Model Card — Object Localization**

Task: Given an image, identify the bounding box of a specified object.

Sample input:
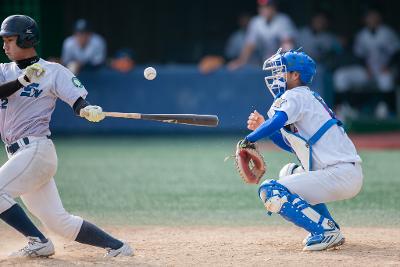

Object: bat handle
[103,112,142,119]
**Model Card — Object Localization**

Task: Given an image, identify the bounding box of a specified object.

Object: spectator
[110,48,135,73]
[228,0,297,70]
[61,19,106,74]
[353,9,399,92]
[297,12,340,99]
[224,13,252,61]
[332,34,368,93]
[297,12,339,64]
[332,9,400,119]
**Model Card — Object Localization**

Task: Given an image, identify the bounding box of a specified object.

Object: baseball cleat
[303,229,345,251]
[9,237,55,258]
[302,233,312,245]
[104,242,133,257]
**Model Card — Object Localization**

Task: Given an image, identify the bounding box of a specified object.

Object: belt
[6,136,50,155]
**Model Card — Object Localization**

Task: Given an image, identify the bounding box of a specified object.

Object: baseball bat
[103,112,219,127]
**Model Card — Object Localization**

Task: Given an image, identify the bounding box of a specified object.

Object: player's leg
[278,163,340,245]
[0,194,48,242]
[258,179,342,251]
[278,162,363,205]
[260,162,362,250]
[0,140,57,257]
[21,178,133,257]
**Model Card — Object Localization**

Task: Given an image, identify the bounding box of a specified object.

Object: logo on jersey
[20,83,42,98]
[72,77,83,88]
[273,97,287,109]
[0,98,8,109]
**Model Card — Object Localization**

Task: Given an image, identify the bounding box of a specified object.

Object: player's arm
[269,130,293,153]
[53,66,104,123]
[72,97,89,115]
[246,111,288,142]
[0,78,24,98]
[246,110,292,152]
[72,97,104,122]
[71,96,104,122]
[0,63,44,98]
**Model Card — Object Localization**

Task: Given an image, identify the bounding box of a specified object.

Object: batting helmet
[0,15,40,48]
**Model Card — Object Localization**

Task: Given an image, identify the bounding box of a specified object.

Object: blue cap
[74,19,91,33]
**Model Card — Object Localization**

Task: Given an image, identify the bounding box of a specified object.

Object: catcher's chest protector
[281,92,342,171]
[280,119,337,171]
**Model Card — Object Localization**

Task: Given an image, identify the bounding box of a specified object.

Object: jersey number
[1,98,8,109]
[20,83,42,98]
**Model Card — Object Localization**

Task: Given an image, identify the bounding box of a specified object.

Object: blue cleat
[303,229,345,251]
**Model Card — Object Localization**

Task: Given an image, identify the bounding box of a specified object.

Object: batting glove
[80,105,105,122]
[18,63,45,86]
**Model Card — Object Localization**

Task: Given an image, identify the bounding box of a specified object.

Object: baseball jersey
[267,86,361,170]
[0,59,88,144]
[245,13,297,59]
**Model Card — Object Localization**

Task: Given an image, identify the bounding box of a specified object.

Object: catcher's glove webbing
[235,139,266,184]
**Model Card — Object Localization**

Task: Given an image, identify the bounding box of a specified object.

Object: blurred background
[1,0,400,135]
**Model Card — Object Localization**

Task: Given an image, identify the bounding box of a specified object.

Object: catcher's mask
[262,48,316,98]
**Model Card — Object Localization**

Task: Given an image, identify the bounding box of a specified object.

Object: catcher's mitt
[235,139,266,184]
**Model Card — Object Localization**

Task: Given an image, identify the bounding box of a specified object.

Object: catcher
[235,48,363,251]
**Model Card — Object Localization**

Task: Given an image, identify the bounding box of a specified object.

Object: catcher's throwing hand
[18,63,45,86]
[235,139,266,184]
[247,110,265,130]
[80,105,105,122]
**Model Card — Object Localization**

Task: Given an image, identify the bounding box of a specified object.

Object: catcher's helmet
[263,48,316,97]
[0,15,39,48]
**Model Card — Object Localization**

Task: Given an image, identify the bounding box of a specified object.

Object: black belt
[6,136,50,155]
[6,137,29,154]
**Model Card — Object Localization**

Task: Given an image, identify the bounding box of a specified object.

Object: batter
[243,48,363,251]
[0,15,133,257]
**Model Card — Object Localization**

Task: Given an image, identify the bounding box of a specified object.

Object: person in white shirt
[61,19,106,74]
[239,48,363,251]
[228,0,297,70]
[334,9,400,93]
[0,15,132,258]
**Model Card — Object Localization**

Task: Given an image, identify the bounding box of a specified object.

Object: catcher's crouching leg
[258,179,337,236]
[276,164,340,231]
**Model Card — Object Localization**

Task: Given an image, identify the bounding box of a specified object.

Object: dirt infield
[0,226,399,266]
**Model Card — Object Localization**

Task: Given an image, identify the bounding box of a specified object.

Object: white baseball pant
[277,162,363,205]
[0,136,83,240]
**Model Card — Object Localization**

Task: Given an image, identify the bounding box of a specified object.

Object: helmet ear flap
[18,33,38,48]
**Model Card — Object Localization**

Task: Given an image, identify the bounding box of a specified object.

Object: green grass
[3,136,400,227]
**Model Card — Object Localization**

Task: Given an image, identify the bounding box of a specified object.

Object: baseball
[144,67,157,80]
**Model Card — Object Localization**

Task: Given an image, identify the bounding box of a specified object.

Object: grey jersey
[0,59,88,144]
[61,33,106,66]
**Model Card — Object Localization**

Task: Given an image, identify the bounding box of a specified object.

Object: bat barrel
[141,114,219,127]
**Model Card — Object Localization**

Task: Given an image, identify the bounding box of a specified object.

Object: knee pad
[258,180,336,235]
[0,193,16,214]
[278,163,304,178]
[258,179,291,213]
